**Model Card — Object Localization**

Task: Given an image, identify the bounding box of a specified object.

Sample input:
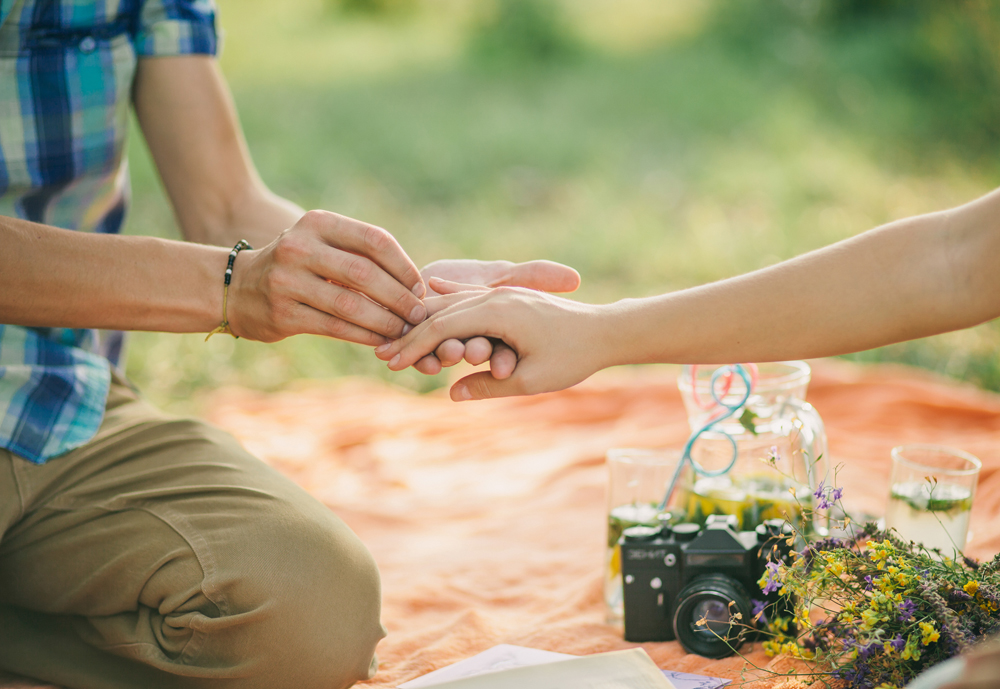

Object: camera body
[620,514,792,658]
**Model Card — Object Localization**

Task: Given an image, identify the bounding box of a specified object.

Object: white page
[399,648,676,689]
[400,645,574,688]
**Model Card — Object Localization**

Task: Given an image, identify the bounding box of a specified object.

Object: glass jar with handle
[675,361,829,534]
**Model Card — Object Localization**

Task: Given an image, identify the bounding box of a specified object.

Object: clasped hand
[223,209,581,376]
[376,279,607,401]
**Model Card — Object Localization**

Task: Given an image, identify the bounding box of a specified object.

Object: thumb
[450,370,526,401]
[494,260,581,293]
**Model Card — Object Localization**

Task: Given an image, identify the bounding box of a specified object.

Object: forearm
[1,215,226,332]
[133,56,304,250]
[605,189,1000,366]
[204,182,305,249]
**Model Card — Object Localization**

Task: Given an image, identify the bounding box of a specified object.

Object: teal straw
[658,364,754,512]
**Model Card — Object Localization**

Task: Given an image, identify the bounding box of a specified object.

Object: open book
[399,645,730,689]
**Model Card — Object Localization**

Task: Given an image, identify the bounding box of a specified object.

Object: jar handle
[784,396,831,531]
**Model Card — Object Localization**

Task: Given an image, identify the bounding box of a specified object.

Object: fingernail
[412,282,426,298]
[375,342,391,354]
[389,354,400,369]
[402,323,413,335]
[454,385,472,401]
[409,304,426,323]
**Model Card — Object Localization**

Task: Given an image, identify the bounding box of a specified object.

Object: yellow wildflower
[964,580,980,597]
[919,621,940,645]
[860,609,881,631]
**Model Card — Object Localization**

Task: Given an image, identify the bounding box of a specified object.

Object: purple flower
[891,634,905,653]
[751,598,768,624]
[762,562,780,595]
[898,599,917,621]
[859,641,879,660]
[949,589,973,603]
[812,481,842,510]
[864,575,874,591]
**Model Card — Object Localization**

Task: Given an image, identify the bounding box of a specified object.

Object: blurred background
[124,0,1000,412]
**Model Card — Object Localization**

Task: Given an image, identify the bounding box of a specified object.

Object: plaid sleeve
[134,0,219,57]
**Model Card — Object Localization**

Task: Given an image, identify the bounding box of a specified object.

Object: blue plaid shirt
[0,0,218,463]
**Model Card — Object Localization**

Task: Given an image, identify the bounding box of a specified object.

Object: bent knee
[187,495,385,689]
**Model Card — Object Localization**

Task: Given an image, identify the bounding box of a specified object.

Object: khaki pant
[0,376,386,689]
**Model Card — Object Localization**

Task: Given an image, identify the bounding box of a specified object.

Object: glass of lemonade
[605,448,686,624]
[885,444,980,554]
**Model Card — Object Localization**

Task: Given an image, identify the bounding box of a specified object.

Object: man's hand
[407,259,581,376]
[227,210,426,344]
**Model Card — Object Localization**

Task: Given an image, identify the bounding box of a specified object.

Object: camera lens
[690,599,731,640]
[672,575,753,659]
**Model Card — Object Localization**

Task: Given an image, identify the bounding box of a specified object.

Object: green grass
[122,0,1000,412]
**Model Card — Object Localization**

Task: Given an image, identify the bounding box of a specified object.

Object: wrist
[582,301,634,373]
[205,240,255,340]
[593,296,682,367]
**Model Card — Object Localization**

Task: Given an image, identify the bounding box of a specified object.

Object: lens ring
[673,575,753,659]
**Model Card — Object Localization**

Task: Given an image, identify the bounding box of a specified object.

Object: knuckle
[345,256,376,285]
[363,224,392,254]
[385,312,404,338]
[333,289,360,318]
[325,317,348,339]
[395,289,415,314]
[428,317,447,337]
[300,209,328,227]
[470,378,492,399]
[272,234,308,264]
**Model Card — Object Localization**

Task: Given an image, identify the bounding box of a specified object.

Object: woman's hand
[227,210,427,344]
[375,284,608,400]
[412,259,581,376]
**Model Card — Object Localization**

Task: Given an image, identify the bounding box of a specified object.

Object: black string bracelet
[206,239,253,341]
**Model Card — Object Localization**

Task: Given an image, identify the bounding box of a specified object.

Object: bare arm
[379,188,1000,399]
[610,187,1000,366]
[0,56,427,343]
[132,56,303,248]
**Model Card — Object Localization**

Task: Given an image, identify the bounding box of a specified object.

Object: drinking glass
[884,444,980,554]
[604,448,686,623]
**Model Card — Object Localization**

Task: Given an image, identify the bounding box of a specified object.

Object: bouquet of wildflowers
[751,515,1000,689]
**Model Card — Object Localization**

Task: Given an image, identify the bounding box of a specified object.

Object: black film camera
[620,514,793,658]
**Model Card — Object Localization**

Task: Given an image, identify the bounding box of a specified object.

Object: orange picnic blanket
[4,359,1000,688]
[214,359,1000,686]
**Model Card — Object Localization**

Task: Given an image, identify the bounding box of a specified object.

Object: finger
[413,354,442,376]
[435,339,466,368]
[424,291,483,317]
[310,278,410,338]
[450,370,525,401]
[315,246,426,325]
[427,278,490,296]
[293,302,390,346]
[385,297,497,370]
[463,337,493,366]
[490,342,518,380]
[307,211,426,297]
[489,260,581,293]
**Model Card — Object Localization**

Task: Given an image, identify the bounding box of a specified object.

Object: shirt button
[79,36,97,53]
